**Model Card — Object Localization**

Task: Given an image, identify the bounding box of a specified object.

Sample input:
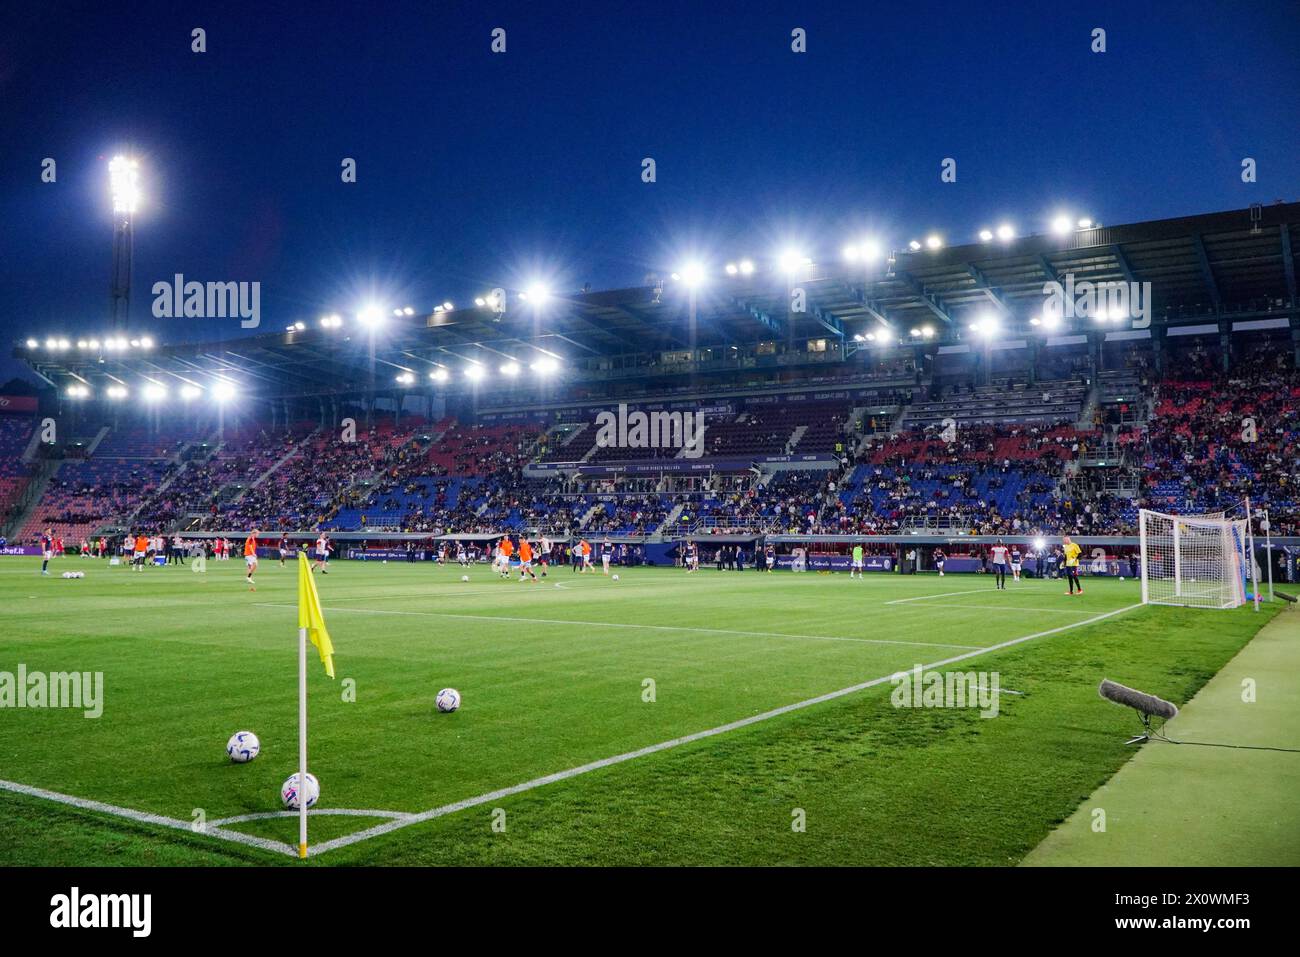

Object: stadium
[0,2,1297,931]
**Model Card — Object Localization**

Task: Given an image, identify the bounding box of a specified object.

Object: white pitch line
[884,588,995,604]
[0,777,296,858]
[251,603,981,651]
[209,808,413,826]
[305,602,1143,857]
[890,603,1099,615]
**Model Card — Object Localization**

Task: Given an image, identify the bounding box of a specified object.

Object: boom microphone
[1098,679,1179,720]
[1099,679,1178,744]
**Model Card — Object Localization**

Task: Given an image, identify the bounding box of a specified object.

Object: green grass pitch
[0,555,1277,865]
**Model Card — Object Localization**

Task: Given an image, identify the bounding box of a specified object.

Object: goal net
[1138,508,1251,609]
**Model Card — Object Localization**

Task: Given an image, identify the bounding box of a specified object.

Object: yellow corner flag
[298,552,335,678]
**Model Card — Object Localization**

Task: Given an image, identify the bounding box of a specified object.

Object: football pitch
[0,555,1278,866]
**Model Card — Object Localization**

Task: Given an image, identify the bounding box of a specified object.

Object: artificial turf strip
[1023,607,1300,867]
[0,557,1277,865]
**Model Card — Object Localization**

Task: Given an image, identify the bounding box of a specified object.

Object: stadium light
[356,304,385,327]
[1033,537,1046,551]
[777,249,811,275]
[108,155,140,215]
[140,335,154,348]
[678,262,706,287]
[180,384,202,400]
[429,367,449,382]
[725,262,739,276]
[523,283,551,304]
[464,364,485,381]
[65,384,90,399]
[58,338,71,350]
[129,338,140,348]
[908,240,922,251]
[25,338,38,349]
[853,333,865,342]
[395,372,415,385]
[530,357,559,375]
[211,381,237,403]
[909,327,921,337]
[320,314,343,328]
[88,338,100,349]
[969,313,1000,338]
[1077,218,1093,229]
[978,229,993,242]
[844,238,883,263]
[738,259,755,276]
[921,325,935,338]
[106,385,128,400]
[500,361,521,376]
[440,302,452,312]
[996,224,1015,242]
[1051,214,1073,235]
[76,339,88,349]
[924,235,943,251]
[866,332,877,341]
[44,337,57,350]
[474,297,487,307]
[142,382,167,402]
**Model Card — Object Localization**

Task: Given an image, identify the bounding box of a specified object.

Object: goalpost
[1138,506,1257,610]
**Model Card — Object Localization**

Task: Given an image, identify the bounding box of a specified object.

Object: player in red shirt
[989,539,1010,590]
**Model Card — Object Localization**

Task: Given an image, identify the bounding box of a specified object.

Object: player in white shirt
[311,534,330,573]
[1009,544,1023,582]
[989,539,1010,591]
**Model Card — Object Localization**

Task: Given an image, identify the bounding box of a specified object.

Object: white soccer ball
[1119,575,1125,581]
[226,730,261,763]
[436,688,461,713]
[382,559,387,564]
[281,772,320,809]
[461,575,469,582]
[612,574,620,581]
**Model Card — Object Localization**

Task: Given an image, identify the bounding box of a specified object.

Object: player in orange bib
[244,529,259,589]
[580,539,593,573]
[133,533,149,572]
[517,538,537,582]
[498,536,514,579]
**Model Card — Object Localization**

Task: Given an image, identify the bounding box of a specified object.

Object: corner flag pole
[299,624,308,858]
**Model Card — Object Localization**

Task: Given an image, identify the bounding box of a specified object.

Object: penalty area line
[305,601,1143,858]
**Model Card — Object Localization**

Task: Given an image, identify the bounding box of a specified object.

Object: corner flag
[296,553,336,859]
[298,552,335,678]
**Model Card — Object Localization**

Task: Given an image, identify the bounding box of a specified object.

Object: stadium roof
[14,201,1300,401]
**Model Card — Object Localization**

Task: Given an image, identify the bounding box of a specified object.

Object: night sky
[1,0,1297,385]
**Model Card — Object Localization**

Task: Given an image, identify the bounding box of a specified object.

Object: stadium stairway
[245,428,321,493]
[0,457,58,540]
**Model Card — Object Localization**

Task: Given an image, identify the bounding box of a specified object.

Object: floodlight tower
[109,156,140,332]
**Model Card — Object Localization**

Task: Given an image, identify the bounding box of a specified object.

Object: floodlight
[996,224,1015,241]
[1033,537,1046,551]
[140,335,154,348]
[777,249,808,275]
[356,304,385,326]
[978,229,993,242]
[440,302,451,312]
[25,338,38,349]
[76,340,88,349]
[57,338,71,350]
[464,364,485,381]
[66,385,89,399]
[395,372,415,385]
[1051,215,1072,235]
[725,262,739,275]
[921,325,935,338]
[142,382,167,401]
[500,361,520,376]
[679,262,706,287]
[524,283,551,304]
[429,368,449,382]
[106,385,128,400]
[109,155,140,215]
[908,240,922,251]
[129,339,140,347]
[1030,316,1042,326]
[924,235,942,251]
[88,338,101,349]
[853,333,865,342]
[909,328,921,337]
[44,338,57,349]
[738,259,755,275]
[530,357,559,375]
[969,313,1000,338]
[211,381,237,402]
[474,297,487,307]
[866,332,877,341]
[180,384,201,400]
[1077,218,1093,229]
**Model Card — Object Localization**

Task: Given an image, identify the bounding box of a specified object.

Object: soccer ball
[281,772,320,809]
[226,730,261,763]
[461,575,469,582]
[612,574,620,581]
[1119,575,1126,581]
[436,688,461,713]
[382,559,387,564]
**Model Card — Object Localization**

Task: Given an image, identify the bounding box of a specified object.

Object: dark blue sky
[1,0,1297,384]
